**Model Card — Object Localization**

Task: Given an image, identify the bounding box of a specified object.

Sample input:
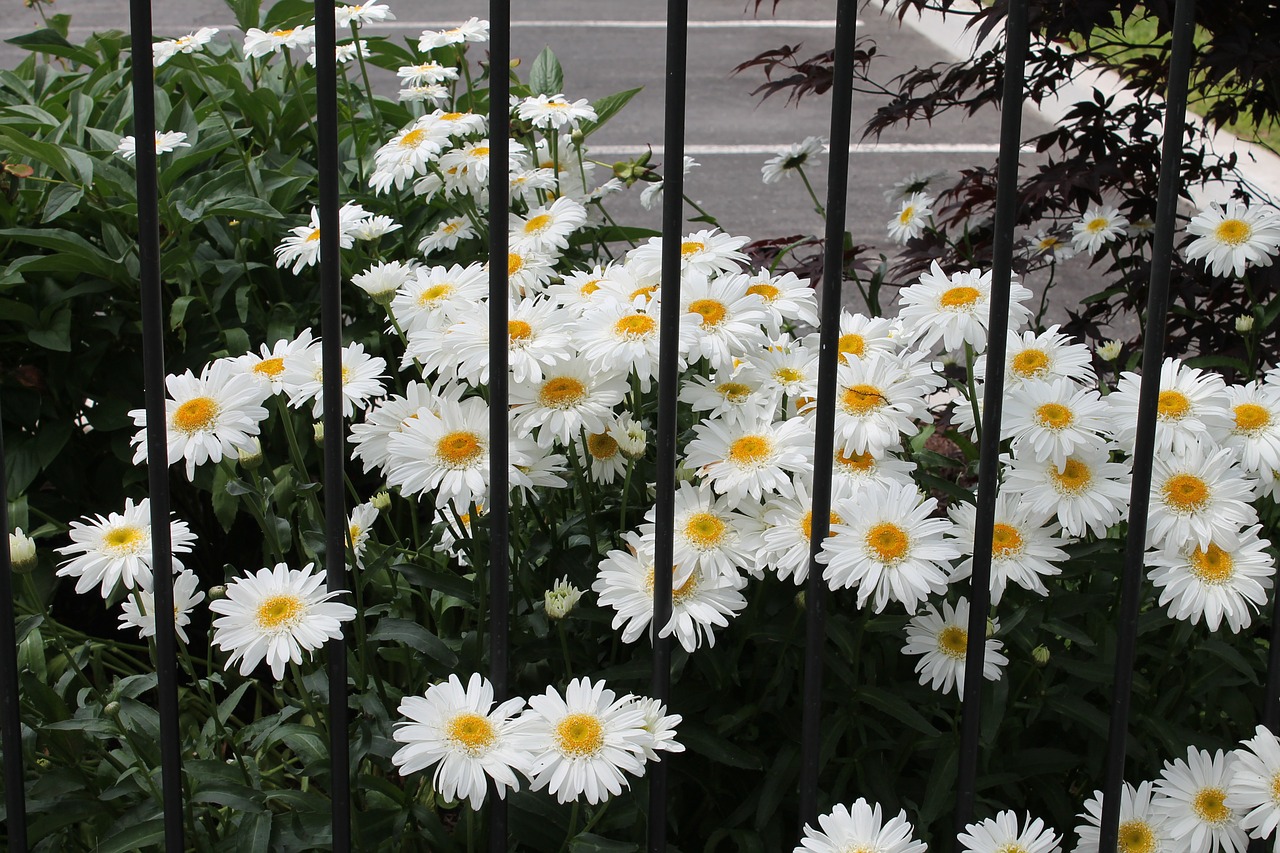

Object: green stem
[797,165,826,218]
[569,429,602,556]
[964,343,982,444]
[281,48,319,147]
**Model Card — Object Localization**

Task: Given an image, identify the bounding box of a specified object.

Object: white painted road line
[10,19,853,34]
[590,143,1024,155]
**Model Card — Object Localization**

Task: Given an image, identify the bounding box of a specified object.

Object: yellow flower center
[580,279,601,296]
[774,367,805,384]
[728,435,772,465]
[995,845,1029,853]
[555,713,604,758]
[447,712,496,755]
[442,221,461,235]
[801,511,842,539]
[898,205,916,225]
[1189,542,1234,585]
[680,240,705,258]
[1234,402,1271,434]
[508,320,533,342]
[629,284,659,302]
[399,128,427,148]
[305,228,322,243]
[272,28,295,38]
[718,382,752,403]
[103,525,146,554]
[614,314,657,338]
[523,214,552,234]
[746,283,780,301]
[436,431,484,467]
[587,432,619,460]
[865,522,909,563]
[418,283,454,305]
[254,357,286,378]
[470,146,490,158]
[841,384,886,416]
[1036,402,1074,430]
[939,286,980,309]
[1117,820,1156,853]
[1050,458,1092,494]
[1163,473,1209,513]
[689,299,728,328]
[1011,348,1050,379]
[937,625,968,660]
[1214,218,1252,246]
[644,567,700,604]
[1086,216,1111,233]
[173,396,219,434]
[1158,390,1191,420]
[684,513,727,548]
[1270,772,1280,805]
[1038,236,1062,252]
[838,333,865,362]
[991,523,1023,558]
[507,253,524,275]
[256,594,304,631]
[836,448,876,472]
[1192,787,1231,824]
[539,376,588,409]
[441,111,465,121]
[348,523,363,544]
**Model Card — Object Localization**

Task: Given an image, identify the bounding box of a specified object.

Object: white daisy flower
[346,501,379,567]
[335,1,395,28]
[808,311,901,365]
[306,40,368,67]
[1223,381,1280,476]
[683,415,814,509]
[1003,377,1111,469]
[1147,523,1273,633]
[823,350,943,459]
[242,25,315,58]
[1073,780,1171,853]
[758,478,854,584]
[56,498,197,598]
[627,229,750,281]
[351,260,414,304]
[418,18,489,51]
[1029,229,1077,262]
[1109,357,1233,457]
[593,532,748,652]
[974,325,1096,388]
[348,380,462,474]
[1153,746,1247,853]
[744,343,818,405]
[440,297,573,386]
[509,435,570,497]
[384,396,490,509]
[392,262,488,336]
[820,480,961,613]
[575,427,628,485]
[629,697,684,760]
[679,373,774,427]
[574,302,663,388]
[1071,204,1129,254]
[761,135,825,184]
[234,329,316,396]
[503,247,557,297]
[391,673,527,811]
[516,93,598,130]
[116,131,190,161]
[437,138,507,198]
[901,596,1008,696]
[8,528,36,574]
[510,361,628,448]
[153,27,219,66]
[949,495,1067,604]
[1002,446,1131,539]
[512,677,649,805]
[678,273,771,371]
[887,192,934,244]
[1184,201,1280,279]
[744,269,819,335]
[280,340,387,420]
[118,570,205,644]
[545,577,583,620]
[884,169,946,202]
[418,216,477,255]
[128,359,269,481]
[1228,725,1280,844]
[897,261,1033,354]
[348,214,400,241]
[510,196,588,254]
[1097,339,1123,362]
[370,122,450,193]
[829,446,918,492]
[396,83,449,105]
[642,482,765,579]
[1147,443,1257,550]
[959,811,1062,853]
[611,412,648,458]
[796,798,927,853]
[209,562,356,680]
[273,202,370,274]
[396,61,458,86]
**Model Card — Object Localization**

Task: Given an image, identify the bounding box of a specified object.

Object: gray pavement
[3,0,1121,335]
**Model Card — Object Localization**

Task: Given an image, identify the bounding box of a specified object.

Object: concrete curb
[898,2,1280,209]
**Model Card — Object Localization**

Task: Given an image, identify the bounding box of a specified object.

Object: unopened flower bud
[611,413,647,459]
[313,422,325,445]
[208,585,227,601]
[545,577,582,620]
[371,490,392,513]
[237,437,263,470]
[1032,644,1051,666]
[1237,314,1255,334]
[103,701,121,717]
[794,590,806,612]
[8,528,37,574]
[570,128,584,146]
[1096,340,1122,362]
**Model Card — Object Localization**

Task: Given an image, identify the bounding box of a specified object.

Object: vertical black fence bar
[1098,0,1195,847]
[953,0,1028,835]
[313,1,351,848]
[0,397,28,852]
[486,0,512,846]
[1264,584,1280,730]
[649,1,689,850]
[797,0,857,832]
[128,3,184,850]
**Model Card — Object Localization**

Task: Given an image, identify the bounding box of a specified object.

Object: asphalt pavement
[3,0,1121,334]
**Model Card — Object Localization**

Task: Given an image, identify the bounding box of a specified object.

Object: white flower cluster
[391,674,681,809]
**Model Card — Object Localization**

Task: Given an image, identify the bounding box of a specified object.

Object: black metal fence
[0,0,1268,850]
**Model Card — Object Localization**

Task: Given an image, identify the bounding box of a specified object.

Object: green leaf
[94,818,166,853]
[0,227,116,278]
[170,295,199,330]
[578,87,643,138]
[569,834,639,853]
[529,46,565,96]
[3,29,97,66]
[28,307,71,351]
[233,812,274,852]
[679,725,761,770]
[857,685,942,736]
[369,618,459,667]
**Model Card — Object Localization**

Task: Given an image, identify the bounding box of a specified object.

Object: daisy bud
[1097,339,1122,361]
[1032,644,1051,666]
[570,128,584,146]
[794,590,806,611]
[986,617,996,639]
[371,490,392,513]
[35,757,50,769]
[103,701,121,717]
[208,584,227,601]
[1237,314,1255,333]
[612,413,647,459]
[545,576,582,620]
[313,422,325,445]
[8,528,37,574]
[237,437,264,470]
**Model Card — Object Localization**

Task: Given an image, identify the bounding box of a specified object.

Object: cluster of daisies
[796,724,1280,853]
